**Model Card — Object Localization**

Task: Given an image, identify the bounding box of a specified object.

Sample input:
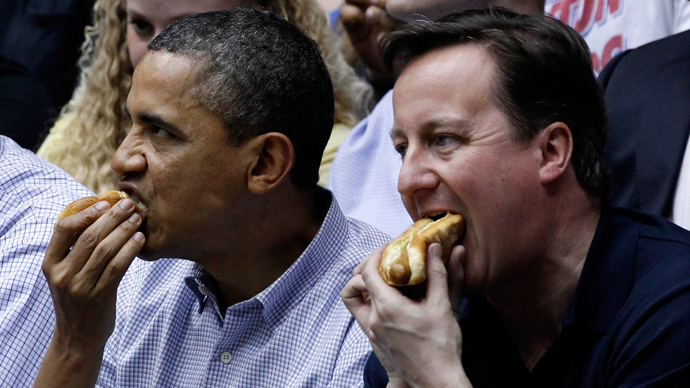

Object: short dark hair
[148,9,335,190]
[382,8,612,199]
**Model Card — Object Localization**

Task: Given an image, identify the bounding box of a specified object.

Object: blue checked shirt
[0,136,94,387]
[97,191,391,387]
[328,90,414,238]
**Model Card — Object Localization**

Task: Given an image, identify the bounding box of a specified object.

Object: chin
[136,240,167,262]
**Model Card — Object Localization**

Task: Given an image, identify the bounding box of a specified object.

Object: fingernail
[95,201,110,211]
[119,199,134,210]
[133,232,145,242]
[128,213,140,223]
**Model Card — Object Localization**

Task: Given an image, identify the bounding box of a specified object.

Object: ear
[537,122,573,185]
[246,133,295,195]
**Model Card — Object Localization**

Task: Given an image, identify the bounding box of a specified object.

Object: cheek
[126,27,148,68]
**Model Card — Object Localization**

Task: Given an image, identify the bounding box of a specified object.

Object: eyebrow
[390,118,469,140]
[125,107,183,135]
[390,127,404,140]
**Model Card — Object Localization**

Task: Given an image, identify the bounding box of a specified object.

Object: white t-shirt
[545,0,690,73]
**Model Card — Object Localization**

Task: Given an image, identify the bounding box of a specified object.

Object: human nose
[397,146,439,198]
[111,133,147,179]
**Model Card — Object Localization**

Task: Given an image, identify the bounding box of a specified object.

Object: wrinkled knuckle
[369,318,382,336]
[91,243,114,263]
[119,219,136,234]
[431,265,448,278]
[78,229,100,248]
[50,269,71,291]
[53,219,71,235]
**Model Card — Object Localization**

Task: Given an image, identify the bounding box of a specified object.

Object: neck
[488,196,600,370]
[199,186,329,309]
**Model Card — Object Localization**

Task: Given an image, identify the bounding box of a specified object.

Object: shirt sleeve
[0,207,56,388]
[327,318,372,388]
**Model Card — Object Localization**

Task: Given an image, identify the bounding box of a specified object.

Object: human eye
[434,134,459,148]
[129,17,153,38]
[394,142,408,159]
[150,125,171,138]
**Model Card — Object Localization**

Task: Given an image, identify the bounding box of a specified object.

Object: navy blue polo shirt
[365,207,690,387]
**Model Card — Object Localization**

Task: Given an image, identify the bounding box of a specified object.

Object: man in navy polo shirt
[342,8,690,387]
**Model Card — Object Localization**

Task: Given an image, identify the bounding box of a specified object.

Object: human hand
[340,0,404,78]
[342,242,471,387]
[43,198,144,352]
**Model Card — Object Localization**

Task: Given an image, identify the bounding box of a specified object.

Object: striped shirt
[0,135,93,387]
[97,191,390,387]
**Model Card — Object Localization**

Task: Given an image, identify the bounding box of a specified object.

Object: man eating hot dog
[33,9,389,388]
[341,8,690,387]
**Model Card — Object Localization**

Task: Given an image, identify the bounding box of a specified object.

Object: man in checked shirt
[32,9,389,388]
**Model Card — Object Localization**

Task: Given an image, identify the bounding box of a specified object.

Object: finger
[425,243,451,301]
[94,231,144,296]
[340,4,369,42]
[65,199,139,272]
[364,4,402,32]
[446,245,465,300]
[45,200,112,267]
[360,245,404,304]
[77,212,143,288]
[341,274,373,331]
[341,274,368,302]
[344,0,376,9]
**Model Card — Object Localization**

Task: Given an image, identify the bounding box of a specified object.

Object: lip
[420,210,459,220]
[118,181,147,210]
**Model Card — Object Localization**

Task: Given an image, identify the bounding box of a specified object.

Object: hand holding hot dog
[34,197,144,388]
[341,242,471,387]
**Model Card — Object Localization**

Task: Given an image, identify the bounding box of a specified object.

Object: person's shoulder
[1,135,88,192]
[615,207,690,246]
[0,136,92,220]
[344,216,392,249]
[600,29,690,82]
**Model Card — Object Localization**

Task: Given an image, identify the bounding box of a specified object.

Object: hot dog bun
[57,190,144,220]
[379,213,465,287]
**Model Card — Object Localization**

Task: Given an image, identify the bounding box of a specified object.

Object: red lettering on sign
[549,0,580,25]
[549,0,623,31]
[573,0,595,32]
[602,35,623,68]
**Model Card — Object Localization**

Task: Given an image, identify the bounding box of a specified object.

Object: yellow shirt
[319,123,350,187]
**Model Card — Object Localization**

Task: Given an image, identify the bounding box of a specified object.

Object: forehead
[128,51,204,115]
[392,44,499,131]
[126,0,250,20]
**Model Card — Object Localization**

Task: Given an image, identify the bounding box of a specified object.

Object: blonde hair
[38,0,370,193]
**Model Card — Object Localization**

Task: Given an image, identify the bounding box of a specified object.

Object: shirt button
[198,284,209,295]
[220,351,233,364]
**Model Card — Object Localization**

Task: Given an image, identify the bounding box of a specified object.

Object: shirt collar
[183,188,349,327]
[255,189,349,327]
[184,265,223,319]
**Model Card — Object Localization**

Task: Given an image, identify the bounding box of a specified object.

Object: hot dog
[379,213,465,287]
[57,190,145,220]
